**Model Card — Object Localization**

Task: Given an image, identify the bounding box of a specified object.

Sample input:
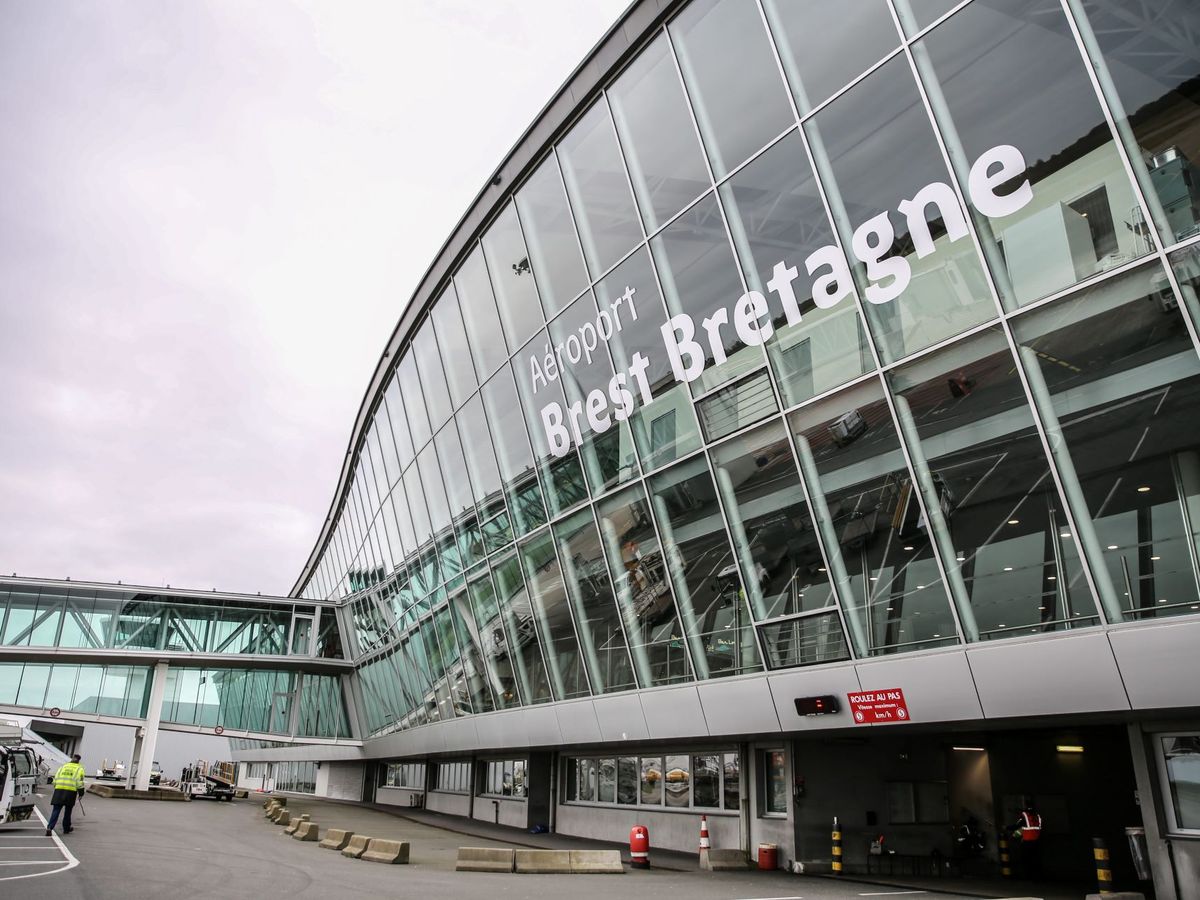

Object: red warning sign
[847,688,910,724]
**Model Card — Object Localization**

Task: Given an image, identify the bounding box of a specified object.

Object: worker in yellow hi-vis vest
[46,754,86,836]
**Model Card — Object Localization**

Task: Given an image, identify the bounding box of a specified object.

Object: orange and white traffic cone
[699,814,712,870]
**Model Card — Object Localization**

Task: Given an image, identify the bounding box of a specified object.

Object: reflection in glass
[483,203,545,352]
[554,509,637,693]
[651,193,767,392]
[640,755,663,805]
[607,33,711,231]
[596,485,694,686]
[807,55,994,362]
[789,379,960,654]
[669,0,794,177]
[891,328,1099,638]
[664,754,690,808]
[431,285,478,408]
[1013,263,1200,621]
[598,248,703,470]
[518,532,590,701]
[454,245,510,379]
[649,456,762,678]
[763,0,899,113]
[457,394,513,554]
[916,0,1145,307]
[557,102,643,277]
[465,567,521,709]
[1079,0,1200,244]
[720,131,871,407]
[481,368,548,537]
[515,155,590,317]
[493,552,554,704]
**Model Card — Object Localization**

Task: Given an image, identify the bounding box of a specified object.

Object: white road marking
[732,896,804,900]
[0,810,78,882]
[858,893,929,897]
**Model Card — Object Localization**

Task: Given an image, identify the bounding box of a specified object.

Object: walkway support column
[134,661,169,791]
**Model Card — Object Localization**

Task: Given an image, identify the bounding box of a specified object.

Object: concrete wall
[426,790,471,817]
[317,761,363,801]
[472,796,527,829]
[555,804,738,855]
[376,785,424,809]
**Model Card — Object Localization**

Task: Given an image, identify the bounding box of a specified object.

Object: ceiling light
[1047,575,1057,581]
[1137,486,1150,493]
[1056,744,1084,754]
[885,606,894,612]
[903,545,914,551]
[869,576,878,581]
[956,555,966,562]
[1151,556,1161,561]
[952,746,985,752]
[1159,598,1168,604]
[1060,532,1071,539]
[1038,606,1046,611]
[1007,519,1019,525]
[818,567,827,573]
[1107,544,1119,550]
[1004,566,1013,571]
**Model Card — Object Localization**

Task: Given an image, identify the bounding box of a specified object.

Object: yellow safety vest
[53,762,85,792]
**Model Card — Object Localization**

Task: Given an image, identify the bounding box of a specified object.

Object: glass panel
[454,245,510,379]
[640,756,663,805]
[697,370,778,443]
[651,192,766,392]
[608,33,711,231]
[898,0,960,34]
[649,456,763,678]
[414,315,453,432]
[553,508,638,693]
[397,352,432,451]
[1080,0,1200,243]
[15,662,48,708]
[670,0,794,177]
[435,423,483,569]
[720,131,871,407]
[807,54,994,362]
[483,203,545,351]
[467,567,522,708]
[493,552,554,704]
[693,754,721,808]
[432,284,478,408]
[71,666,102,714]
[579,758,597,802]
[618,756,639,804]
[763,748,788,814]
[789,378,960,654]
[1013,263,1200,621]
[546,291,640,494]
[763,0,900,112]
[511,353,590,519]
[664,754,690,808]
[0,662,19,705]
[481,367,548,537]
[757,612,851,668]
[723,752,740,810]
[598,247,703,470]
[446,582,496,714]
[892,328,1100,638]
[710,420,838,620]
[43,664,77,711]
[917,0,1147,307]
[557,101,643,277]
[1,590,37,645]
[515,156,589,318]
[1163,735,1200,831]
[457,395,513,553]
[597,758,617,804]
[518,532,591,700]
[384,373,415,471]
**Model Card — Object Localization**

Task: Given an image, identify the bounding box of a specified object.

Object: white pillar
[134,661,169,791]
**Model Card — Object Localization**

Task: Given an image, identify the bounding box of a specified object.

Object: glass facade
[291,0,1200,740]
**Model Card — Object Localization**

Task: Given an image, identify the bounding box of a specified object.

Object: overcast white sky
[0,0,628,596]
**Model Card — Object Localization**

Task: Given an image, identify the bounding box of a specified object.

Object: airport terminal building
[3,0,1200,896]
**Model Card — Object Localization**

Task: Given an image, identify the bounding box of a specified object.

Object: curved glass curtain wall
[295,0,1200,737]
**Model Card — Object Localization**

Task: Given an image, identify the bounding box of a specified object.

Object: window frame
[1156,732,1200,837]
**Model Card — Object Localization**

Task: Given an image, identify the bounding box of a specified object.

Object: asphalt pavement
[2,791,1065,900]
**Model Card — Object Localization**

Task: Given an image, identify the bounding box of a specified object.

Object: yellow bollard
[1093,837,1112,894]
[999,834,1011,878]
[831,816,842,875]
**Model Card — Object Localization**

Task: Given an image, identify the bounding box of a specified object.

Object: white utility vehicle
[0,719,38,824]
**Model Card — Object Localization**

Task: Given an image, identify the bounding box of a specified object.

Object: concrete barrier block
[319,829,354,851]
[341,834,372,860]
[515,849,573,874]
[292,821,319,842]
[707,849,749,871]
[456,847,515,873]
[361,839,410,865]
[284,814,310,836]
[569,850,623,874]
[274,810,291,827]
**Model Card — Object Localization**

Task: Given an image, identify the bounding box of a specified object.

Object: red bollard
[630,824,650,869]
